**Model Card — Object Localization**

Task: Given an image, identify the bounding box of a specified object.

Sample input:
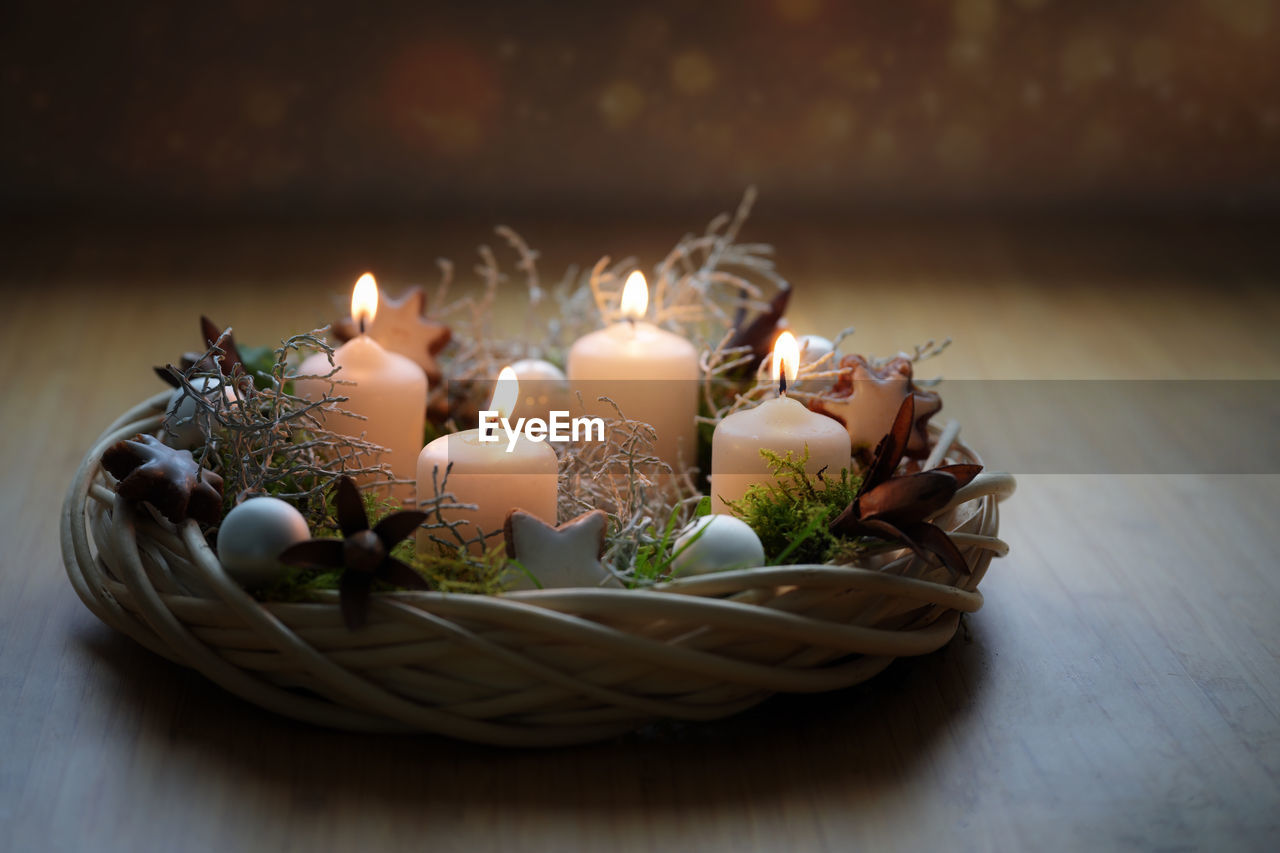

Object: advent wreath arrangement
[62,191,1014,746]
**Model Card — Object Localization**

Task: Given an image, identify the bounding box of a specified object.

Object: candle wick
[779,372,788,397]
[358,315,367,336]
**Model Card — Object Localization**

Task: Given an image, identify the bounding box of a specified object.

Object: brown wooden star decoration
[278,477,429,629]
[101,434,224,524]
[153,316,247,388]
[829,396,982,575]
[333,286,451,383]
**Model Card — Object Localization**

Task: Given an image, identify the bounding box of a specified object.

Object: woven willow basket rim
[62,391,1015,747]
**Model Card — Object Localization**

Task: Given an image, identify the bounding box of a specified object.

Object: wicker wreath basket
[62,391,1014,747]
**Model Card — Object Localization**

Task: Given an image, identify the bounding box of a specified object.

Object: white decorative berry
[670,515,766,576]
[216,497,311,587]
[163,377,235,449]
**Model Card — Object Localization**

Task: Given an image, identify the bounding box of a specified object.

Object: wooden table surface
[2,216,1278,852]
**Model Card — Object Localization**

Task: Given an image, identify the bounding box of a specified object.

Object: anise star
[829,396,981,575]
[101,433,224,524]
[278,477,429,629]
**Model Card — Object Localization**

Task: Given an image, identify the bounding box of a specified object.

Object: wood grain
[2,217,1278,851]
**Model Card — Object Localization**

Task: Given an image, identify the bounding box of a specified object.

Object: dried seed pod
[857,470,960,526]
[827,396,983,575]
[278,476,428,629]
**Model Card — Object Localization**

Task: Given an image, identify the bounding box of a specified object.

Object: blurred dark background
[4,0,1280,222]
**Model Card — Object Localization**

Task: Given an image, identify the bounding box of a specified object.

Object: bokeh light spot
[1061,34,1115,90]
[1130,37,1174,87]
[936,124,985,173]
[1204,0,1272,38]
[774,0,822,24]
[1080,122,1124,168]
[382,39,501,156]
[805,100,856,143]
[954,0,999,38]
[1022,80,1044,107]
[598,80,646,129]
[245,89,287,128]
[671,50,717,95]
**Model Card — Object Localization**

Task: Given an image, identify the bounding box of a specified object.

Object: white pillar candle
[566,271,700,470]
[295,273,426,499]
[710,332,850,514]
[416,366,559,554]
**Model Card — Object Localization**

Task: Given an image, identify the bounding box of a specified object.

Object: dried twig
[160,330,392,527]
[556,394,700,582]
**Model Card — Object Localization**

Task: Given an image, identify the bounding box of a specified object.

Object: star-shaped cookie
[811,355,942,458]
[502,509,622,590]
[334,286,451,382]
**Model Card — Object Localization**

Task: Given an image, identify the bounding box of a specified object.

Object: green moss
[394,537,512,596]
[725,447,861,565]
[253,564,344,602]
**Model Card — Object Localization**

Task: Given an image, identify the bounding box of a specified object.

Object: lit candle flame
[351,272,379,333]
[771,331,800,394]
[490,366,520,420]
[619,270,649,320]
